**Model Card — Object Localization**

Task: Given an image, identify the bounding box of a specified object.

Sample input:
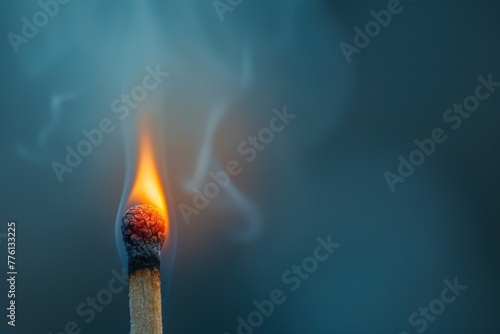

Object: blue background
[0,0,499,333]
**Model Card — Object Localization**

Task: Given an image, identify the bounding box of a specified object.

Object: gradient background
[1,0,499,333]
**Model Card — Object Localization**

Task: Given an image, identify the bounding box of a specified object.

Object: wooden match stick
[122,204,166,334]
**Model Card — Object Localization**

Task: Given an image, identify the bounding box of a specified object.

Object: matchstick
[122,204,167,334]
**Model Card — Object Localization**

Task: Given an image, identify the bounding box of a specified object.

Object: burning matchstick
[118,115,170,333]
[122,204,166,334]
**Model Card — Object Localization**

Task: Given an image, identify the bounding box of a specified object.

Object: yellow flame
[127,119,168,229]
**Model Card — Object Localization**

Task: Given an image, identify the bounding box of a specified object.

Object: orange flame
[127,118,169,232]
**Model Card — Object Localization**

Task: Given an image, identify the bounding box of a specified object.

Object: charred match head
[121,204,166,275]
[121,204,166,334]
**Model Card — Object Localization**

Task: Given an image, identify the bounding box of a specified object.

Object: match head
[121,205,166,274]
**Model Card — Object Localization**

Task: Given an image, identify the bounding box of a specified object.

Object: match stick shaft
[129,268,163,334]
